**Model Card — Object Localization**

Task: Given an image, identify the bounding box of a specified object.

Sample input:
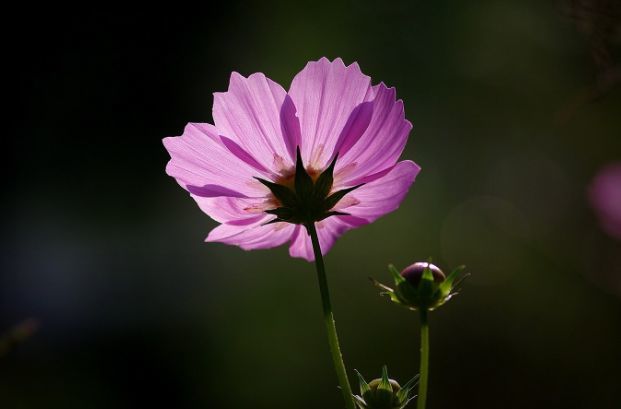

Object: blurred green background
[3,1,621,408]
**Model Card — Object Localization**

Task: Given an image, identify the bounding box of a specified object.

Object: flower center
[273,167,320,192]
[255,148,363,225]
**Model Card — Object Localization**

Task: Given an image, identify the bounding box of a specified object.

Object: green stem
[417,308,430,409]
[306,223,356,409]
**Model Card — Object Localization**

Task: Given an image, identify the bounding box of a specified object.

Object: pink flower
[589,162,621,240]
[163,58,420,261]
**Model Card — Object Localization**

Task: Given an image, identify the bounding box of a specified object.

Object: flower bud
[353,366,417,409]
[372,261,466,311]
[400,262,445,287]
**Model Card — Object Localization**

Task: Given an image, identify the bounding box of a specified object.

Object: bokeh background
[3,1,621,408]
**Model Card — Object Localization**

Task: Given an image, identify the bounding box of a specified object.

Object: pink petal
[332,101,374,158]
[213,72,299,170]
[163,123,267,198]
[337,160,420,222]
[280,95,302,160]
[220,135,269,173]
[288,58,373,168]
[207,220,297,251]
[288,218,354,261]
[335,83,413,186]
[193,196,269,224]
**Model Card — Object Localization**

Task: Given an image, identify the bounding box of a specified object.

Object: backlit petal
[288,58,373,169]
[207,220,297,250]
[213,72,298,171]
[335,83,412,186]
[163,123,266,198]
[336,160,420,222]
[288,218,353,261]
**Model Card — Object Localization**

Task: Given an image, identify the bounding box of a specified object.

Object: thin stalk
[306,223,356,409]
[417,308,430,409]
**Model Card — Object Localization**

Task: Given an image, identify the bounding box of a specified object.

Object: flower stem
[306,223,356,409]
[417,308,430,409]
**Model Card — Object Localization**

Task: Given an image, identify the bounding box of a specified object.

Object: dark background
[2,1,621,408]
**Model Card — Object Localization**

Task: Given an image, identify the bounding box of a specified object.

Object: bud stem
[306,222,356,409]
[417,308,430,409]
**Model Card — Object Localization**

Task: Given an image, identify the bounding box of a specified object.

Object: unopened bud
[400,262,445,287]
[371,261,466,311]
[354,366,417,409]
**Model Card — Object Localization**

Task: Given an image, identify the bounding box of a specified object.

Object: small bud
[371,260,466,311]
[400,262,445,287]
[354,366,418,409]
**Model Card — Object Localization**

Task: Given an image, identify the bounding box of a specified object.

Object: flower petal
[163,123,266,198]
[288,57,373,168]
[337,160,420,222]
[331,101,374,159]
[193,196,270,224]
[288,218,354,261]
[213,72,298,170]
[335,83,413,186]
[207,220,297,251]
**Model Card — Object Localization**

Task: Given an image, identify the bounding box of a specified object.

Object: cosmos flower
[589,162,621,240]
[163,57,420,261]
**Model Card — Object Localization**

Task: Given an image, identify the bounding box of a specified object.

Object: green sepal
[388,264,406,285]
[398,397,415,409]
[379,365,391,391]
[396,374,419,402]
[438,265,466,297]
[374,365,394,407]
[422,263,434,282]
[395,280,419,307]
[386,264,421,308]
[416,264,435,307]
[262,217,285,225]
[265,207,294,221]
[324,183,364,210]
[356,369,372,397]
[370,277,394,293]
[354,395,369,409]
[254,177,297,208]
[386,291,406,305]
[370,278,405,306]
[314,153,338,200]
[294,147,314,201]
[318,210,350,221]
